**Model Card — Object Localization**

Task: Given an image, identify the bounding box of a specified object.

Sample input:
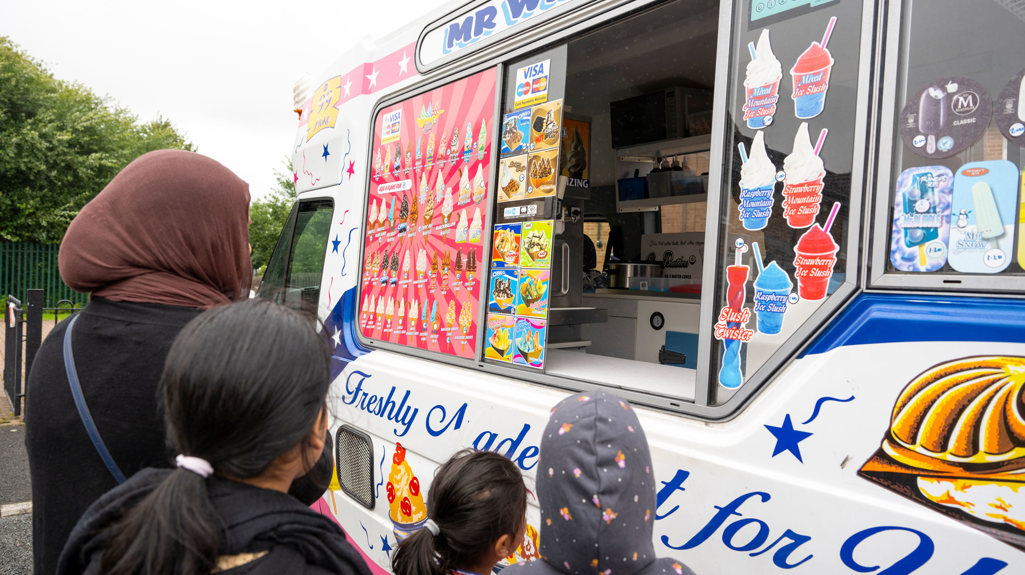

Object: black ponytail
[392,450,527,575]
[100,299,331,575]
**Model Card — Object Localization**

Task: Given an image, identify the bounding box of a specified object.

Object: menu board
[358,69,497,359]
[484,98,563,369]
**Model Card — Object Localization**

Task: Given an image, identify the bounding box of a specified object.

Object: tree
[249,157,297,272]
[0,37,193,243]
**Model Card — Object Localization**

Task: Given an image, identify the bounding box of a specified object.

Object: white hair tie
[423,518,440,536]
[175,454,214,478]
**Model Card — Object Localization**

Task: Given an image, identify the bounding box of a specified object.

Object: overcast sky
[1,0,452,199]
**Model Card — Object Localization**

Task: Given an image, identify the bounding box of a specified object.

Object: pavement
[0,424,33,575]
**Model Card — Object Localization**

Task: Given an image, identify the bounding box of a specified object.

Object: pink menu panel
[358,68,497,359]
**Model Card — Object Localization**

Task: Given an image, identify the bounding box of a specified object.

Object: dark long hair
[100,299,331,575]
[392,450,527,575]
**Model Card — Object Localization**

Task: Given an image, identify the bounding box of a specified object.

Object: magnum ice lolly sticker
[889,166,953,273]
[948,160,1019,274]
[899,77,992,159]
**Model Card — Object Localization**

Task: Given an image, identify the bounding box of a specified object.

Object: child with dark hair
[392,450,528,575]
[503,391,697,575]
[56,299,372,575]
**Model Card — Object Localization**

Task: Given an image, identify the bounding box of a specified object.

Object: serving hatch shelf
[615,134,711,213]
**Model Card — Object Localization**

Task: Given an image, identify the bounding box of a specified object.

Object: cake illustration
[386,443,427,541]
[860,356,1025,550]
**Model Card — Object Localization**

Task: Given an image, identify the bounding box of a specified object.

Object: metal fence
[1,242,86,308]
[3,289,81,417]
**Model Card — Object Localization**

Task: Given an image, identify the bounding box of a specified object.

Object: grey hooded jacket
[504,391,696,575]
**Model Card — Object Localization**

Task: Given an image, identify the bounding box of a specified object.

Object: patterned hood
[509,391,694,575]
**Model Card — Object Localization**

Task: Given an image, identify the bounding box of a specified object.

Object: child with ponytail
[57,299,372,575]
[391,450,528,575]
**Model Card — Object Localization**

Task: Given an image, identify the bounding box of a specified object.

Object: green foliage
[0,37,193,243]
[249,157,297,271]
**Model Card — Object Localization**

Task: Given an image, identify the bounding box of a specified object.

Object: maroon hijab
[59,150,252,309]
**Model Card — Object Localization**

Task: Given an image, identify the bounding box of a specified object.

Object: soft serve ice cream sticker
[781,123,828,229]
[737,131,777,231]
[947,160,1019,273]
[899,77,992,159]
[889,166,953,273]
[994,67,1025,141]
[743,29,783,129]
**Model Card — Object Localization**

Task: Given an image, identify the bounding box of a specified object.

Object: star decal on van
[765,414,813,463]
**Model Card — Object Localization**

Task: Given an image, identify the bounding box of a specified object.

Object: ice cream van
[259,0,1025,572]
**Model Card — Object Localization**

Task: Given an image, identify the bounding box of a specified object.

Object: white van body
[260,1,1025,573]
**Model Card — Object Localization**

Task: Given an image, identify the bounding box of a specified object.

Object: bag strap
[63,314,127,484]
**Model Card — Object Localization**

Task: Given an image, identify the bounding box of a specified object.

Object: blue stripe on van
[801,293,1025,357]
[324,287,370,379]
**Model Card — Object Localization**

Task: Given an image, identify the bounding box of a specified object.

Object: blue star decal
[380,534,393,558]
[322,144,330,161]
[764,414,813,463]
[331,234,341,253]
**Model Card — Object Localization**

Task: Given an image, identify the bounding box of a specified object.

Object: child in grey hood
[504,391,696,575]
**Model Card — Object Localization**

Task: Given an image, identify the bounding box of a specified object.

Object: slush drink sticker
[948,160,1020,274]
[782,123,828,229]
[790,16,836,120]
[737,131,776,231]
[743,29,782,129]
[488,269,518,314]
[899,77,992,159]
[889,166,953,273]
[715,240,752,389]
[512,317,546,368]
[751,242,793,336]
[484,314,516,362]
[502,110,531,156]
[520,220,554,269]
[516,270,550,319]
[526,148,559,198]
[792,203,841,300]
[492,223,522,268]
[529,100,563,152]
[498,156,527,203]
[994,67,1025,141]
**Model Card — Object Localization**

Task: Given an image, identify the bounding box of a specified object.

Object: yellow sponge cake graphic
[386,443,427,540]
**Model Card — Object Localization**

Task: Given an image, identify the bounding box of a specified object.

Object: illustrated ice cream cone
[445,304,456,344]
[782,123,826,228]
[360,294,371,330]
[441,251,451,288]
[384,297,395,334]
[430,253,438,281]
[459,302,472,336]
[398,194,410,233]
[396,299,406,336]
[409,197,418,235]
[442,188,455,231]
[477,119,488,161]
[408,300,419,335]
[386,443,428,541]
[401,249,411,283]
[426,132,435,167]
[390,252,399,285]
[379,251,389,285]
[463,121,473,162]
[456,210,469,243]
[469,207,483,243]
[416,249,427,281]
[738,131,776,231]
[454,250,464,286]
[473,165,486,204]
[467,250,477,283]
[793,221,839,300]
[743,29,782,129]
[458,168,472,205]
[368,200,379,234]
[430,300,438,334]
[415,135,422,167]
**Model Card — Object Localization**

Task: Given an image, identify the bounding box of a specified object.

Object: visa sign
[514,59,550,109]
[420,0,585,67]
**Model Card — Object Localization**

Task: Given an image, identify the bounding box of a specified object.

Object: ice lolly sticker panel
[529,100,563,152]
[502,110,531,157]
[485,314,516,363]
[742,29,783,129]
[520,220,553,269]
[359,67,497,359]
[498,156,528,203]
[948,160,1020,274]
[889,166,953,273]
[516,270,550,319]
[492,223,522,268]
[995,67,1025,141]
[512,317,547,368]
[899,77,992,159]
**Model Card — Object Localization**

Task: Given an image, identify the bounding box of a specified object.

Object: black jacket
[57,468,372,575]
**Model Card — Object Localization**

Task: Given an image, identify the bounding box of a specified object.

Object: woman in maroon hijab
[25,150,253,575]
